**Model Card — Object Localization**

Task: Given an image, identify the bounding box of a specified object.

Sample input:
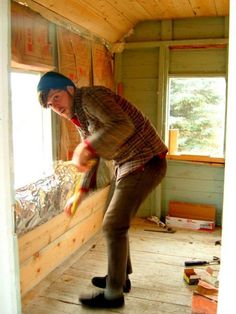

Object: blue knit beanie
[37,71,76,92]
[37,71,76,107]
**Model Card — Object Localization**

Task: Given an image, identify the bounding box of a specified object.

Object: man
[37,71,168,309]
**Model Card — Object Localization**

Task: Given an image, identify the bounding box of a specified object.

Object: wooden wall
[115,17,228,225]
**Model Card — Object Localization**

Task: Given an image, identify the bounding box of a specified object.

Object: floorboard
[22,218,221,313]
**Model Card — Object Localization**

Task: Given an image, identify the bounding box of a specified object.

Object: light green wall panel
[120,47,161,217]
[122,78,158,91]
[115,16,228,223]
[173,17,226,39]
[122,49,159,65]
[123,65,158,78]
[122,49,159,78]
[122,48,159,127]
[123,78,158,125]
[125,17,227,42]
[169,48,227,74]
[125,20,162,42]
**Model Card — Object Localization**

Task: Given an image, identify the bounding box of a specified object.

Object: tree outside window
[168,77,226,159]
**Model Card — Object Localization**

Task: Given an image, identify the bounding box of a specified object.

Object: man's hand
[72,142,95,172]
[64,190,86,216]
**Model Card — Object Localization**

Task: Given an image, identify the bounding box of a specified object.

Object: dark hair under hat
[37,71,76,107]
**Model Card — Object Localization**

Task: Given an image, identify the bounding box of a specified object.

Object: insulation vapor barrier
[15,159,112,236]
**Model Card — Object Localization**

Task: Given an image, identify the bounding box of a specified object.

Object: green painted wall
[115,17,228,225]
[120,47,162,217]
[162,161,224,225]
[122,48,159,126]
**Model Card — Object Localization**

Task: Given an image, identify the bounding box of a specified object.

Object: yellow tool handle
[71,191,81,215]
[69,158,97,215]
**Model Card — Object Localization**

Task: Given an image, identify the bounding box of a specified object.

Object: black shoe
[91,275,131,293]
[79,292,124,308]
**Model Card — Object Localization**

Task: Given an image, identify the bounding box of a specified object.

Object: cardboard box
[166,215,215,230]
[166,201,216,230]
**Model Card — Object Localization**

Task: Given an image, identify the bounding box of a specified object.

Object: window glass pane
[11,71,53,189]
[168,77,226,157]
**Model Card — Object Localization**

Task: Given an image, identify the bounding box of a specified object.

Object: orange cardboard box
[166,201,216,230]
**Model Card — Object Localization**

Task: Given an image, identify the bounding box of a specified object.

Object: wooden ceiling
[14,0,229,43]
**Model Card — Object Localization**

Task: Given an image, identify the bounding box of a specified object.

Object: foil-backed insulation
[15,159,112,236]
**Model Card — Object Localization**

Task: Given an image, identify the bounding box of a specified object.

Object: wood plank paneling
[18,187,110,263]
[166,161,224,181]
[19,187,110,296]
[76,0,134,32]
[173,17,226,39]
[20,207,104,295]
[164,177,223,194]
[136,0,194,19]
[16,0,229,43]
[122,49,159,68]
[28,0,122,43]
[169,48,227,74]
[215,0,229,16]
[120,47,160,217]
[161,161,224,225]
[123,65,158,78]
[123,78,158,91]
[122,48,159,122]
[106,0,153,22]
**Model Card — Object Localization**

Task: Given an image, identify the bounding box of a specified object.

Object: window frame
[166,74,227,165]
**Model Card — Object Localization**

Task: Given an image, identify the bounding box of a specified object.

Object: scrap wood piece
[184,268,200,285]
[183,266,219,287]
[144,228,176,233]
[191,280,218,314]
[192,293,217,314]
[194,280,218,301]
[196,268,219,287]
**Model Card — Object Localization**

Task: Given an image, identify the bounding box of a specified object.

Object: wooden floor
[22,218,221,314]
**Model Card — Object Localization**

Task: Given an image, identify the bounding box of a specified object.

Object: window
[11,71,53,189]
[167,77,226,162]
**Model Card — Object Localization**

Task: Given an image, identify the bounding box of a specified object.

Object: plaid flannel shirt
[71,86,168,190]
